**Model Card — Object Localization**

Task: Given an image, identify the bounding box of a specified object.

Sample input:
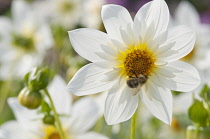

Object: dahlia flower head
[67,0,200,125]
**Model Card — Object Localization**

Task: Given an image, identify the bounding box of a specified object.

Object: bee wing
[132,85,142,96]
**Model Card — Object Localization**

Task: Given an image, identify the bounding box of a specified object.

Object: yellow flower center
[43,126,69,139]
[59,1,74,14]
[171,117,182,131]
[124,49,155,77]
[11,33,35,51]
[117,44,156,77]
[48,132,60,139]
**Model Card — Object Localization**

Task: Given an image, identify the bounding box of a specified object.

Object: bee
[126,70,148,96]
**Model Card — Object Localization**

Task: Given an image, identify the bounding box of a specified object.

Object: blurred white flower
[0,75,108,139]
[80,0,104,29]
[173,1,210,70]
[0,0,53,79]
[33,0,82,29]
[67,0,200,125]
[172,1,210,103]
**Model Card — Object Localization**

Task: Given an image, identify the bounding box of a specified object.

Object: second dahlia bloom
[67,0,200,125]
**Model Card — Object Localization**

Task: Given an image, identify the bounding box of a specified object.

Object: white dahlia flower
[0,76,108,139]
[67,0,200,125]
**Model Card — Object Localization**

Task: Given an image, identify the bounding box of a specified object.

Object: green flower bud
[18,87,42,109]
[43,115,55,125]
[24,67,50,91]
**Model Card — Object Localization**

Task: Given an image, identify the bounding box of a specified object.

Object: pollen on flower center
[43,126,69,139]
[123,49,155,77]
[48,132,60,139]
[59,1,74,13]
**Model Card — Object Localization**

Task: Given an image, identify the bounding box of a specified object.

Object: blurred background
[0,0,210,139]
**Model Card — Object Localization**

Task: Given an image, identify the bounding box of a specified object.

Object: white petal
[155,67,176,78]
[133,18,146,43]
[134,0,169,38]
[110,39,127,51]
[0,121,31,139]
[151,30,169,47]
[149,73,176,90]
[69,97,99,134]
[167,61,201,92]
[104,82,139,125]
[76,132,109,139]
[144,21,156,42]
[101,4,133,42]
[0,17,12,40]
[100,44,118,57]
[140,81,172,125]
[67,63,114,96]
[155,42,175,55]
[94,61,117,69]
[48,75,72,115]
[119,27,133,46]
[175,1,200,27]
[35,23,53,53]
[68,28,109,62]
[11,0,30,24]
[101,70,119,82]
[154,59,168,66]
[7,98,40,130]
[157,50,178,58]
[15,54,41,79]
[95,52,115,61]
[161,25,196,62]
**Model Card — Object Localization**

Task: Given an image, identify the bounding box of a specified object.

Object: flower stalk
[44,89,65,139]
[131,112,137,139]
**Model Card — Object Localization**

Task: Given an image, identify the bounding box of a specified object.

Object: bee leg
[130,70,138,78]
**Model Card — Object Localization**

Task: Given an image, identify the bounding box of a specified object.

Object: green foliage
[40,100,51,115]
[188,85,210,127]
[21,67,57,126]
[24,67,50,91]
[188,99,209,126]
[186,125,210,139]
[11,33,34,51]
[51,25,67,47]
[200,84,210,104]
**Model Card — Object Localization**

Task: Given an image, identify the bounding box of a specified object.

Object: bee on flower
[67,0,200,125]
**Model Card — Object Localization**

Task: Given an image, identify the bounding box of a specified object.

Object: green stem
[0,82,8,112]
[0,54,22,112]
[44,89,65,139]
[131,112,137,139]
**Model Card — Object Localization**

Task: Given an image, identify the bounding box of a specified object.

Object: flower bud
[24,67,50,91]
[18,87,42,109]
[43,115,55,125]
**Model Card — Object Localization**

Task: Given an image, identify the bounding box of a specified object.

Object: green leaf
[200,84,210,102]
[188,99,209,126]
[41,101,51,114]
